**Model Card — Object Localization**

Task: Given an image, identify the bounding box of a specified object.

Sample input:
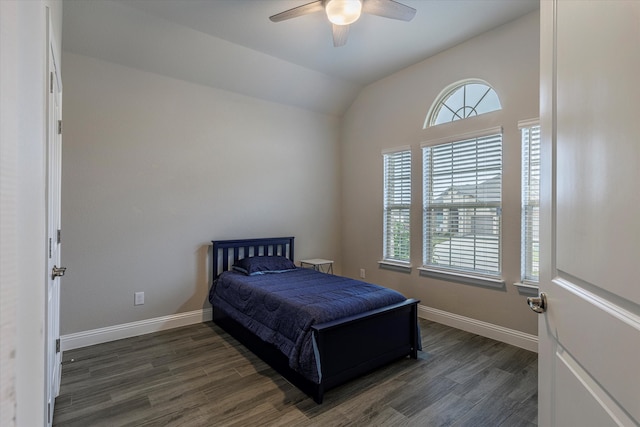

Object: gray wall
[340,11,540,335]
[60,53,342,334]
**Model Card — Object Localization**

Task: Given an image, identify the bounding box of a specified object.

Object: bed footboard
[312,298,420,400]
[212,298,419,403]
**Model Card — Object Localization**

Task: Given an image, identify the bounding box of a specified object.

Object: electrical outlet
[134,291,144,306]
[360,268,366,279]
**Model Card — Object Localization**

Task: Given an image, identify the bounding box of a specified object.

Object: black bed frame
[210,237,420,403]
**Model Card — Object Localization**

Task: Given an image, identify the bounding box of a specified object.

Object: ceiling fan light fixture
[325,0,362,25]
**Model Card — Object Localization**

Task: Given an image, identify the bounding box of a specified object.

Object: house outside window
[382,147,411,264]
[520,120,540,283]
[422,130,503,277]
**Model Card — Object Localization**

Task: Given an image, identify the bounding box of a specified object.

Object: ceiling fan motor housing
[325,0,363,25]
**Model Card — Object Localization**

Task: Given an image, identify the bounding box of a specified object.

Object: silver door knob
[527,292,547,314]
[51,265,66,279]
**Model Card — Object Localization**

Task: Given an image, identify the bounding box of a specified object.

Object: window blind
[423,133,502,275]
[383,149,411,262]
[521,124,540,282]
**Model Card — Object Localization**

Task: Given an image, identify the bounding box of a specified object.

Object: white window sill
[514,282,539,297]
[418,267,505,289]
[378,260,412,273]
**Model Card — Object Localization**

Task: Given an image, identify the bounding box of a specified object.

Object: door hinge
[57,229,61,244]
[58,120,63,135]
[50,72,54,94]
[56,338,60,353]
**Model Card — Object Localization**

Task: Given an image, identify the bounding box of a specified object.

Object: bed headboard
[211,237,295,282]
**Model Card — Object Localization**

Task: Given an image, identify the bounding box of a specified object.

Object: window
[422,130,502,277]
[520,121,540,283]
[383,148,411,263]
[426,80,502,127]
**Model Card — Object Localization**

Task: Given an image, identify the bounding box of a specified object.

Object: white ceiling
[62,0,539,115]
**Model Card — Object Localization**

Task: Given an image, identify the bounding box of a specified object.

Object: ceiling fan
[269,0,417,47]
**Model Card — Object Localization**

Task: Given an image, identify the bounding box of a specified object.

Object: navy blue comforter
[209,268,407,383]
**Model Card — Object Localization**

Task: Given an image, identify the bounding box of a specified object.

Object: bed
[209,236,420,403]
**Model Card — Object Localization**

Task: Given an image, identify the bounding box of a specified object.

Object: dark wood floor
[53,318,538,426]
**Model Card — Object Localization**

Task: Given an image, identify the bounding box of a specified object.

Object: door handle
[51,265,66,280]
[527,292,547,314]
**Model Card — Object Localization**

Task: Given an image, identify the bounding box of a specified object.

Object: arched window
[425,80,501,127]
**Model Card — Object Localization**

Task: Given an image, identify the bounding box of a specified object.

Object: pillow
[232,256,296,276]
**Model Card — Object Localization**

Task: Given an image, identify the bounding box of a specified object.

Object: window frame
[425,79,502,128]
[420,127,505,288]
[381,146,412,266]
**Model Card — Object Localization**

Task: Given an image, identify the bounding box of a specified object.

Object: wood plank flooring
[53,319,537,426]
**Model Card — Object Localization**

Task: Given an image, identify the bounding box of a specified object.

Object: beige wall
[340,11,540,335]
[60,52,342,335]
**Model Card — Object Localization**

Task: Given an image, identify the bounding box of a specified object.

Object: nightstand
[300,258,334,274]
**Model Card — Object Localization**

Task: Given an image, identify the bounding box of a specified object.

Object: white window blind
[383,148,411,263]
[423,133,502,275]
[521,123,540,282]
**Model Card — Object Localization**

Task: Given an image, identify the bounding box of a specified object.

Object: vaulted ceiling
[62,0,539,115]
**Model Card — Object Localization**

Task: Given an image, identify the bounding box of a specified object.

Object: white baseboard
[61,305,537,353]
[418,305,538,353]
[60,308,213,351]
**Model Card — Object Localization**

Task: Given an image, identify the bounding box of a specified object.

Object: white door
[538,1,640,426]
[45,16,64,426]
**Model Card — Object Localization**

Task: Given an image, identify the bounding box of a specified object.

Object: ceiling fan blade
[269,1,324,22]
[363,0,417,21]
[332,24,350,47]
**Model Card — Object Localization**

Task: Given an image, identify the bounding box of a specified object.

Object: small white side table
[300,258,334,274]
